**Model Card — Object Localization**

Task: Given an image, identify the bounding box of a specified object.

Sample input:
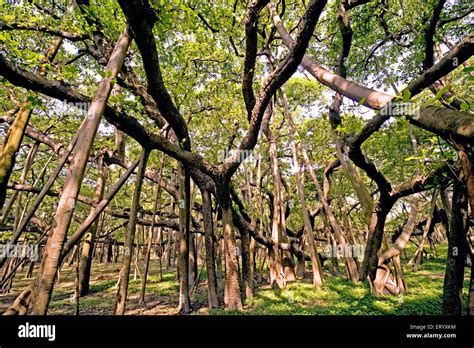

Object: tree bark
[0,26,64,212]
[30,27,131,314]
[374,199,419,294]
[442,178,468,315]
[261,100,294,288]
[412,189,438,271]
[0,132,79,269]
[468,254,474,315]
[335,141,373,226]
[79,155,108,296]
[1,141,39,229]
[277,91,326,287]
[201,189,219,308]
[115,149,149,315]
[177,164,191,313]
[139,167,162,304]
[0,105,33,212]
[360,199,394,281]
[217,181,243,310]
[60,158,139,258]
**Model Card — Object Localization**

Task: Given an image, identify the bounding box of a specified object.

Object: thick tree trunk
[335,141,373,226]
[462,148,474,315]
[442,179,468,315]
[30,28,131,315]
[267,134,287,288]
[360,199,394,281]
[216,235,223,281]
[373,199,419,295]
[217,181,243,310]
[115,149,149,315]
[240,217,253,300]
[201,189,219,308]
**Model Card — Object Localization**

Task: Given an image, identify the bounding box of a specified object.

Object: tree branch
[0,54,217,176]
[117,0,191,150]
[222,0,328,178]
[242,0,270,120]
[423,0,447,70]
[0,22,89,41]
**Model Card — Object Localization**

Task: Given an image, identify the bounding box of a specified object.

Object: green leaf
[402,89,411,102]
[357,97,366,106]
[2,15,15,22]
[435,85,450,100]
[404,156,423,161]
[336,125,347,133]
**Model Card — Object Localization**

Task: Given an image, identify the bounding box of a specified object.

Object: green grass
[211,243,470,315]
[1,242,470,315]
[46,263,181,315]
[211,274,443,315]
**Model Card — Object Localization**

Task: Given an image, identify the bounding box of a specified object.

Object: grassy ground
[0,243,470,315]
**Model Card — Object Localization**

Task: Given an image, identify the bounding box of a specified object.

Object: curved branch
[222,0,328,178]
[117,0,191,150]
[423,0,447,70]
[0,54,217,176]
[242,0,270,119]
[0,22,89,41]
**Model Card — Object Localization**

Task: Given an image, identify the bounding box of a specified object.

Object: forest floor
[0,243,470,315]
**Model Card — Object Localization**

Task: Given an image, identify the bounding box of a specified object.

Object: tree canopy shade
[0,0,473,317]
